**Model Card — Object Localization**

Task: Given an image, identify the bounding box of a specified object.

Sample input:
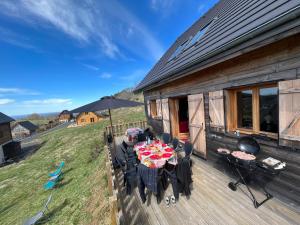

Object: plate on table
[162,153,173,158]
[150,154,162,160]
[164,148,173,152]
[141,152,151,156]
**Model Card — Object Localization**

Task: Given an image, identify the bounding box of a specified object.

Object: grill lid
[237,136,260,155]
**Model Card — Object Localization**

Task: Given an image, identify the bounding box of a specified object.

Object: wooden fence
[105,120,147,137]
[105,145,122,225]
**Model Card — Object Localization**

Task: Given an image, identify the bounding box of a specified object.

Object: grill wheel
[228,182,237,191]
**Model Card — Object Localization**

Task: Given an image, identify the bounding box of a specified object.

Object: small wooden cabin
[76,112,104,126]
[0,112,20,163]
[135,1,300,207]
[58,110,73,122]
[12,121,38,139]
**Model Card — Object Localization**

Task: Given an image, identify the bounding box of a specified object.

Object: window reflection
[259,87,278,133]
[237,90,253,129]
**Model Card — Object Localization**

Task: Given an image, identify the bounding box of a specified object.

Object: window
[168,40,189,61]
[227,84,278,137]
[185,24,210,49]
[90,118,95,123]
[237,90,253,129]
[85,112,88,115]
[150,100,157,118]
[81,119,85,122]
[259,87,278,133]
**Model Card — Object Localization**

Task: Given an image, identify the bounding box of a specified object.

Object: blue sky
[0,0,218,116]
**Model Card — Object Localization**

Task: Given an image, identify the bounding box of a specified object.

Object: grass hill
[114,87,143,102]
[0,108,146,225]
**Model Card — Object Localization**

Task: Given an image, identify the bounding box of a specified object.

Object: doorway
[169,96,190,142]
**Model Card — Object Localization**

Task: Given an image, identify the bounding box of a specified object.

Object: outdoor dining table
[133,140,177,169]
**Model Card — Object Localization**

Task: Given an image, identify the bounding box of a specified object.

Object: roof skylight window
[185,23,211,50]
[168,40,189,61]
[168,17,217,62]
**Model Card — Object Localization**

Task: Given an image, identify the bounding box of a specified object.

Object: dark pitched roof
[59,110,71,116]
[0,112,14,124]
[18,121,38,131]
[135,0,300,91]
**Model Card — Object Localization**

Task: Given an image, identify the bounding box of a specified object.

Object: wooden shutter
[161,98,170,133]
[188,94,207,158]
[156,99,162,118]
[279,79,300,148]
[146,100,151,117]
[209,90,225,132]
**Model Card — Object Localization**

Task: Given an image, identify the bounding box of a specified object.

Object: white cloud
[23,98,72,105]
[0,99,15,105]
[0,0,164,61]
[0,27,40,51]
[82,63,100,71]
[0,88,39,95]
[150,0,174,11]
[100,72,112,79]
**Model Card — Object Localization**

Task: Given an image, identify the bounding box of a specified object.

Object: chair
[184,141,193,158]
[172,138,182,152]
[115,147,137,195]
[49,162,65,177]
[137,133,146,142]
[44,173,61,190]
[23,195,52,225]
[144,127,154,140]
[176,156,192,197]
[162,133,171,144]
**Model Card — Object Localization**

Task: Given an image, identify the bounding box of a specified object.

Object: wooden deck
[114,137,300,225]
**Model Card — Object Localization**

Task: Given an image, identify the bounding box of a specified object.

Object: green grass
[0,108,145,225]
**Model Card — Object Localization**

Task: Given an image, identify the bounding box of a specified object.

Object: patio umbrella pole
[108,108,117,155]
[108,108,113,136]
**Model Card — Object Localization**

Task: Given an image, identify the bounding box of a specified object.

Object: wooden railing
[105,120,148,137]
[105,145,122,225]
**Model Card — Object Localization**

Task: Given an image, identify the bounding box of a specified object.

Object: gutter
[134,5,300,93]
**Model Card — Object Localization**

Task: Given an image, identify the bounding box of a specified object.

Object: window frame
[227,83,278,139]
[149,100,158,118]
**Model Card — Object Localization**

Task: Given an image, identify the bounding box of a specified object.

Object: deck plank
[113,136,300,225]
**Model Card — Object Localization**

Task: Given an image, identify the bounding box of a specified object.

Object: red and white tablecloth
[134,140,177,168]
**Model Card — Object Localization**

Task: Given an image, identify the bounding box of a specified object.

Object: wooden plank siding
[113,136,300,225]
[144,34,300,207]
[0,123,12,145]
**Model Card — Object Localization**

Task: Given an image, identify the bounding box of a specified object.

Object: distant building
[12,121,38,139]
[0,112,20,164]
[58,110,73,123]
[76,112,106,126]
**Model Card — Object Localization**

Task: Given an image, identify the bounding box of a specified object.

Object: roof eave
[135,6,300,93]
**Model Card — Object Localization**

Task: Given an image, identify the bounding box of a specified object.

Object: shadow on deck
[113,136,300,225]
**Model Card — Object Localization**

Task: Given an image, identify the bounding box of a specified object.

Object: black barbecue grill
[218,136,285,208]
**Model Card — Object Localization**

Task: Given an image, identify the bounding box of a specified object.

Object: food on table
[217,148,231,154]
[164,148,173,152]
[141,151,151,156]
[162,144,167,147]
[262,157,281,166]
[138,147,146,151]
[150,154,162,160]
[162,153,173,158]
[231,151,256,160]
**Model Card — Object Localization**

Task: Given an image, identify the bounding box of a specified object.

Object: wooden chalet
[0,112,20,164]
[58,110,73,123]
[11,121,38,139]
[76,112,105,126]
[135,0,300,208]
